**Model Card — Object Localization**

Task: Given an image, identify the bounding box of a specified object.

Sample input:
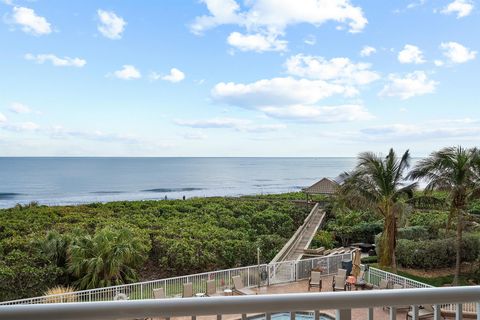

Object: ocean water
[0,157,356,208]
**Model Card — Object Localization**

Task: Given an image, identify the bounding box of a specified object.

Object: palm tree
[40,230,70,268]
[67,227,150,289]
[408,146,480,285]
[339,148,416,272]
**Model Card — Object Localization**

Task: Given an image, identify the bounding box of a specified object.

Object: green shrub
[311,231,336,249]
[396,233,480,269]
[469,200,480,215]
[361,256,378,264]
[408,211,449,234]
[397,226,430,240]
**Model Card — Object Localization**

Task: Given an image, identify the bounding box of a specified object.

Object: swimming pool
[248,312,334,320]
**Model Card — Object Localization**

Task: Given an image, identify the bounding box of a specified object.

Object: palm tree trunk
[453,210,463,285]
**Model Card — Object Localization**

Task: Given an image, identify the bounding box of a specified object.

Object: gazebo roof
[303,176,344,195]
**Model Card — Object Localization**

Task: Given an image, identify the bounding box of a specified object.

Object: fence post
[140,284,143,300]
[247,268,250,287]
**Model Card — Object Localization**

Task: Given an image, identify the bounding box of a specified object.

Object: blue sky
[0,0,478,156]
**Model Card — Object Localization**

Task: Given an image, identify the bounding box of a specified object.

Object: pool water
[249,312,333,320]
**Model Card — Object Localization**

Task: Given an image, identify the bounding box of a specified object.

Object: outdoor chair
[337,268,348,280]
[182,282,193,298]
[385,284,410,311]
[232,275,256,295]
[153,288,165,299]
[375,279,390,290]
[308,271,322,291]
[206,279,221,297]
[332,275,346,291]
[406,305,443,320]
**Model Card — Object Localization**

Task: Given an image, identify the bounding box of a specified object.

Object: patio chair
[385,284,410,311]
[182,282,193,298]
[232,275,256,295]
[308,271,322,291]
[332,275,346,291]
[206,279,221,297]
[153,288,165,299]
[406,305,443,320]
[375,279,390,290]
[337,268,348,280]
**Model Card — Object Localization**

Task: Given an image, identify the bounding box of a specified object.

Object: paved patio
[170,277,414,320]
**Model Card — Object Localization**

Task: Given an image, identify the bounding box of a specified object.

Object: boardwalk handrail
[0,287,479,320]
[270,203,322,263]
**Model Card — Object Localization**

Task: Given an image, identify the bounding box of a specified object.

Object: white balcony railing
[0,253,351,305]
[0,286,478,320]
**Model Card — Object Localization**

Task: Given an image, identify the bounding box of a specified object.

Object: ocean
[0,157,356,208]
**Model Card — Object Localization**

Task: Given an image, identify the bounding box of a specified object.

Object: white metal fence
[0,253,351,306]
[367,266,478,314]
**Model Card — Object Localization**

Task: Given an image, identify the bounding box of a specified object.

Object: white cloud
[362,121,480,141]
[1,121,40,132]
[191,0,367,51]
[112,65,141,80]
[50,126,138,143]
[227,32,287,52]
[406,0,427,9]
[161,68,185,83]
[183,131,208,140]
[8,102,31,114]
[175,117,286,132]
[360,46,376,57]
[0,112,7,123]
[24,53,86,67]
[97,10,126,39]
[9,6,52,36]
[379,71,438,100]
[398,44,425,64]
[212,77,350,108]
[259,104,373,122]
[304,35,316,46]
[440,42,477,64]
[285,54,380,85]
[441,0,474,18]
[434,60,445,67]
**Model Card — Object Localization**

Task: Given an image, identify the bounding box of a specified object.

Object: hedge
[396,233,480,269]
[397,226,431,241]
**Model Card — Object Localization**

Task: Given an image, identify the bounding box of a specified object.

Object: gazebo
[302,176,344,202]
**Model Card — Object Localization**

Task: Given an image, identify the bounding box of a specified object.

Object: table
[223,289,233,296]
[346,276,356,291]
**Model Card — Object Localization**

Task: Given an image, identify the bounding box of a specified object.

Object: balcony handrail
[0,253,352,305]
[0,287,478,320]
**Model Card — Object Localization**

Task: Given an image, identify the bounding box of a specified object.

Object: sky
[0,0,479,157]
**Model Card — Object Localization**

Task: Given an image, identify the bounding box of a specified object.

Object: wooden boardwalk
[270,203,326,263]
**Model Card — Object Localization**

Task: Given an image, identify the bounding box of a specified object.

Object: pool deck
[169,278,415,320]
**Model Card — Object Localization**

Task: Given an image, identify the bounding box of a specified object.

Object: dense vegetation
[0,198,309,301]
[310,147,480,285]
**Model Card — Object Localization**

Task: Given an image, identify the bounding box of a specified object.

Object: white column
[456,304,463,320]
[412,305,419,320]
[367,308,374,320]
[434,304,441,320]
[336,309,351,320]
[389,307,397,320]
